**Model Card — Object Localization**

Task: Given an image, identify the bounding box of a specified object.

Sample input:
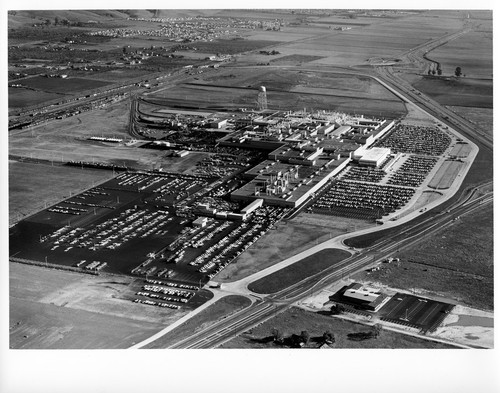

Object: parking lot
[374,124,451,156]
[309,180,415,221]
[9,171,289,309]
[378,293,455,333]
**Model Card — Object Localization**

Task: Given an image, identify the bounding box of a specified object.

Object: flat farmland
[244,29,318,42]
[9,87,62,109]
[279,13,463,67]
[77,68,152,83]
[19,76,112,94]
[447,107,492,137]
[412,77,492,108]
[429,30,493,78]
[187,39,283,55]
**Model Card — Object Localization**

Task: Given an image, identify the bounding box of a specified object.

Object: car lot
[310,180,415,221]
[9,171,289,309]
[374,124,451,156]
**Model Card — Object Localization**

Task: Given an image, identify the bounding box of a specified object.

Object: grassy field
[248,249,351,294]
[413,76,492,108]
[143,295,252,348]
[447,106,492,137]
[353,202,493,310]
[429,30,493,79]
[276,12,464,67]
[220,307,456,349]
[8,88,63,108]
[20,76,112,94]
[218,215,372,283]
[428,160,463,189]
[9,161,115,223]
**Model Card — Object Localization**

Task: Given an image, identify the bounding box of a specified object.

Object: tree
[455,67,462,77]
[437,68,442,76]
[322,331,335,344]
[300,330,310,345]
[331,303,345,315]
[54,16,60,25]
[372,323,382,339]
[271,328,284,344]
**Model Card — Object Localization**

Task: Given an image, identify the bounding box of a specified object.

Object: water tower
[257,86,268,111]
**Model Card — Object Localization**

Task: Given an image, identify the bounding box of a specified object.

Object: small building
[241,198,264,214]
[210,119,228,129]
[331,282,390,312]
[176,150,190,157]
[193,217,208,227]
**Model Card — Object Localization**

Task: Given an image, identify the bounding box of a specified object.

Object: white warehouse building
[352,147,391,167]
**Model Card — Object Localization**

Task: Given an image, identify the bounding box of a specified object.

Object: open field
[9,262,201,348]
[19,76,112,94]
[153,69,406,116]
[9,161,115,223]
[354,202,493,310]
[9,87,63,108]
[248,249,351,294]
[143,295,252,348]
[428,30,493,79]
[413,76,492,108]
[447,106,492,137]
[218,214,372,283]
[428,160,463,189]
[270,12,464,67]
[220,307,456,349]
[10,298,164,349]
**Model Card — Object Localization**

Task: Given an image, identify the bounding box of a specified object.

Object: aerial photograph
[3,4,497,393]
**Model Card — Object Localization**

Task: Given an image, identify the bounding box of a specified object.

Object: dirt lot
[220,307,456,349]
[353,202,493,310]
[9,263,190,348]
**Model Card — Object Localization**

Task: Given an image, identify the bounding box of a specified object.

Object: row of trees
[271,328,335,348]
[269,323,382,347]
[428,65,464,77]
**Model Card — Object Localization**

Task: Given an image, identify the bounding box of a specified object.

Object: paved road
[158,190,490,349]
